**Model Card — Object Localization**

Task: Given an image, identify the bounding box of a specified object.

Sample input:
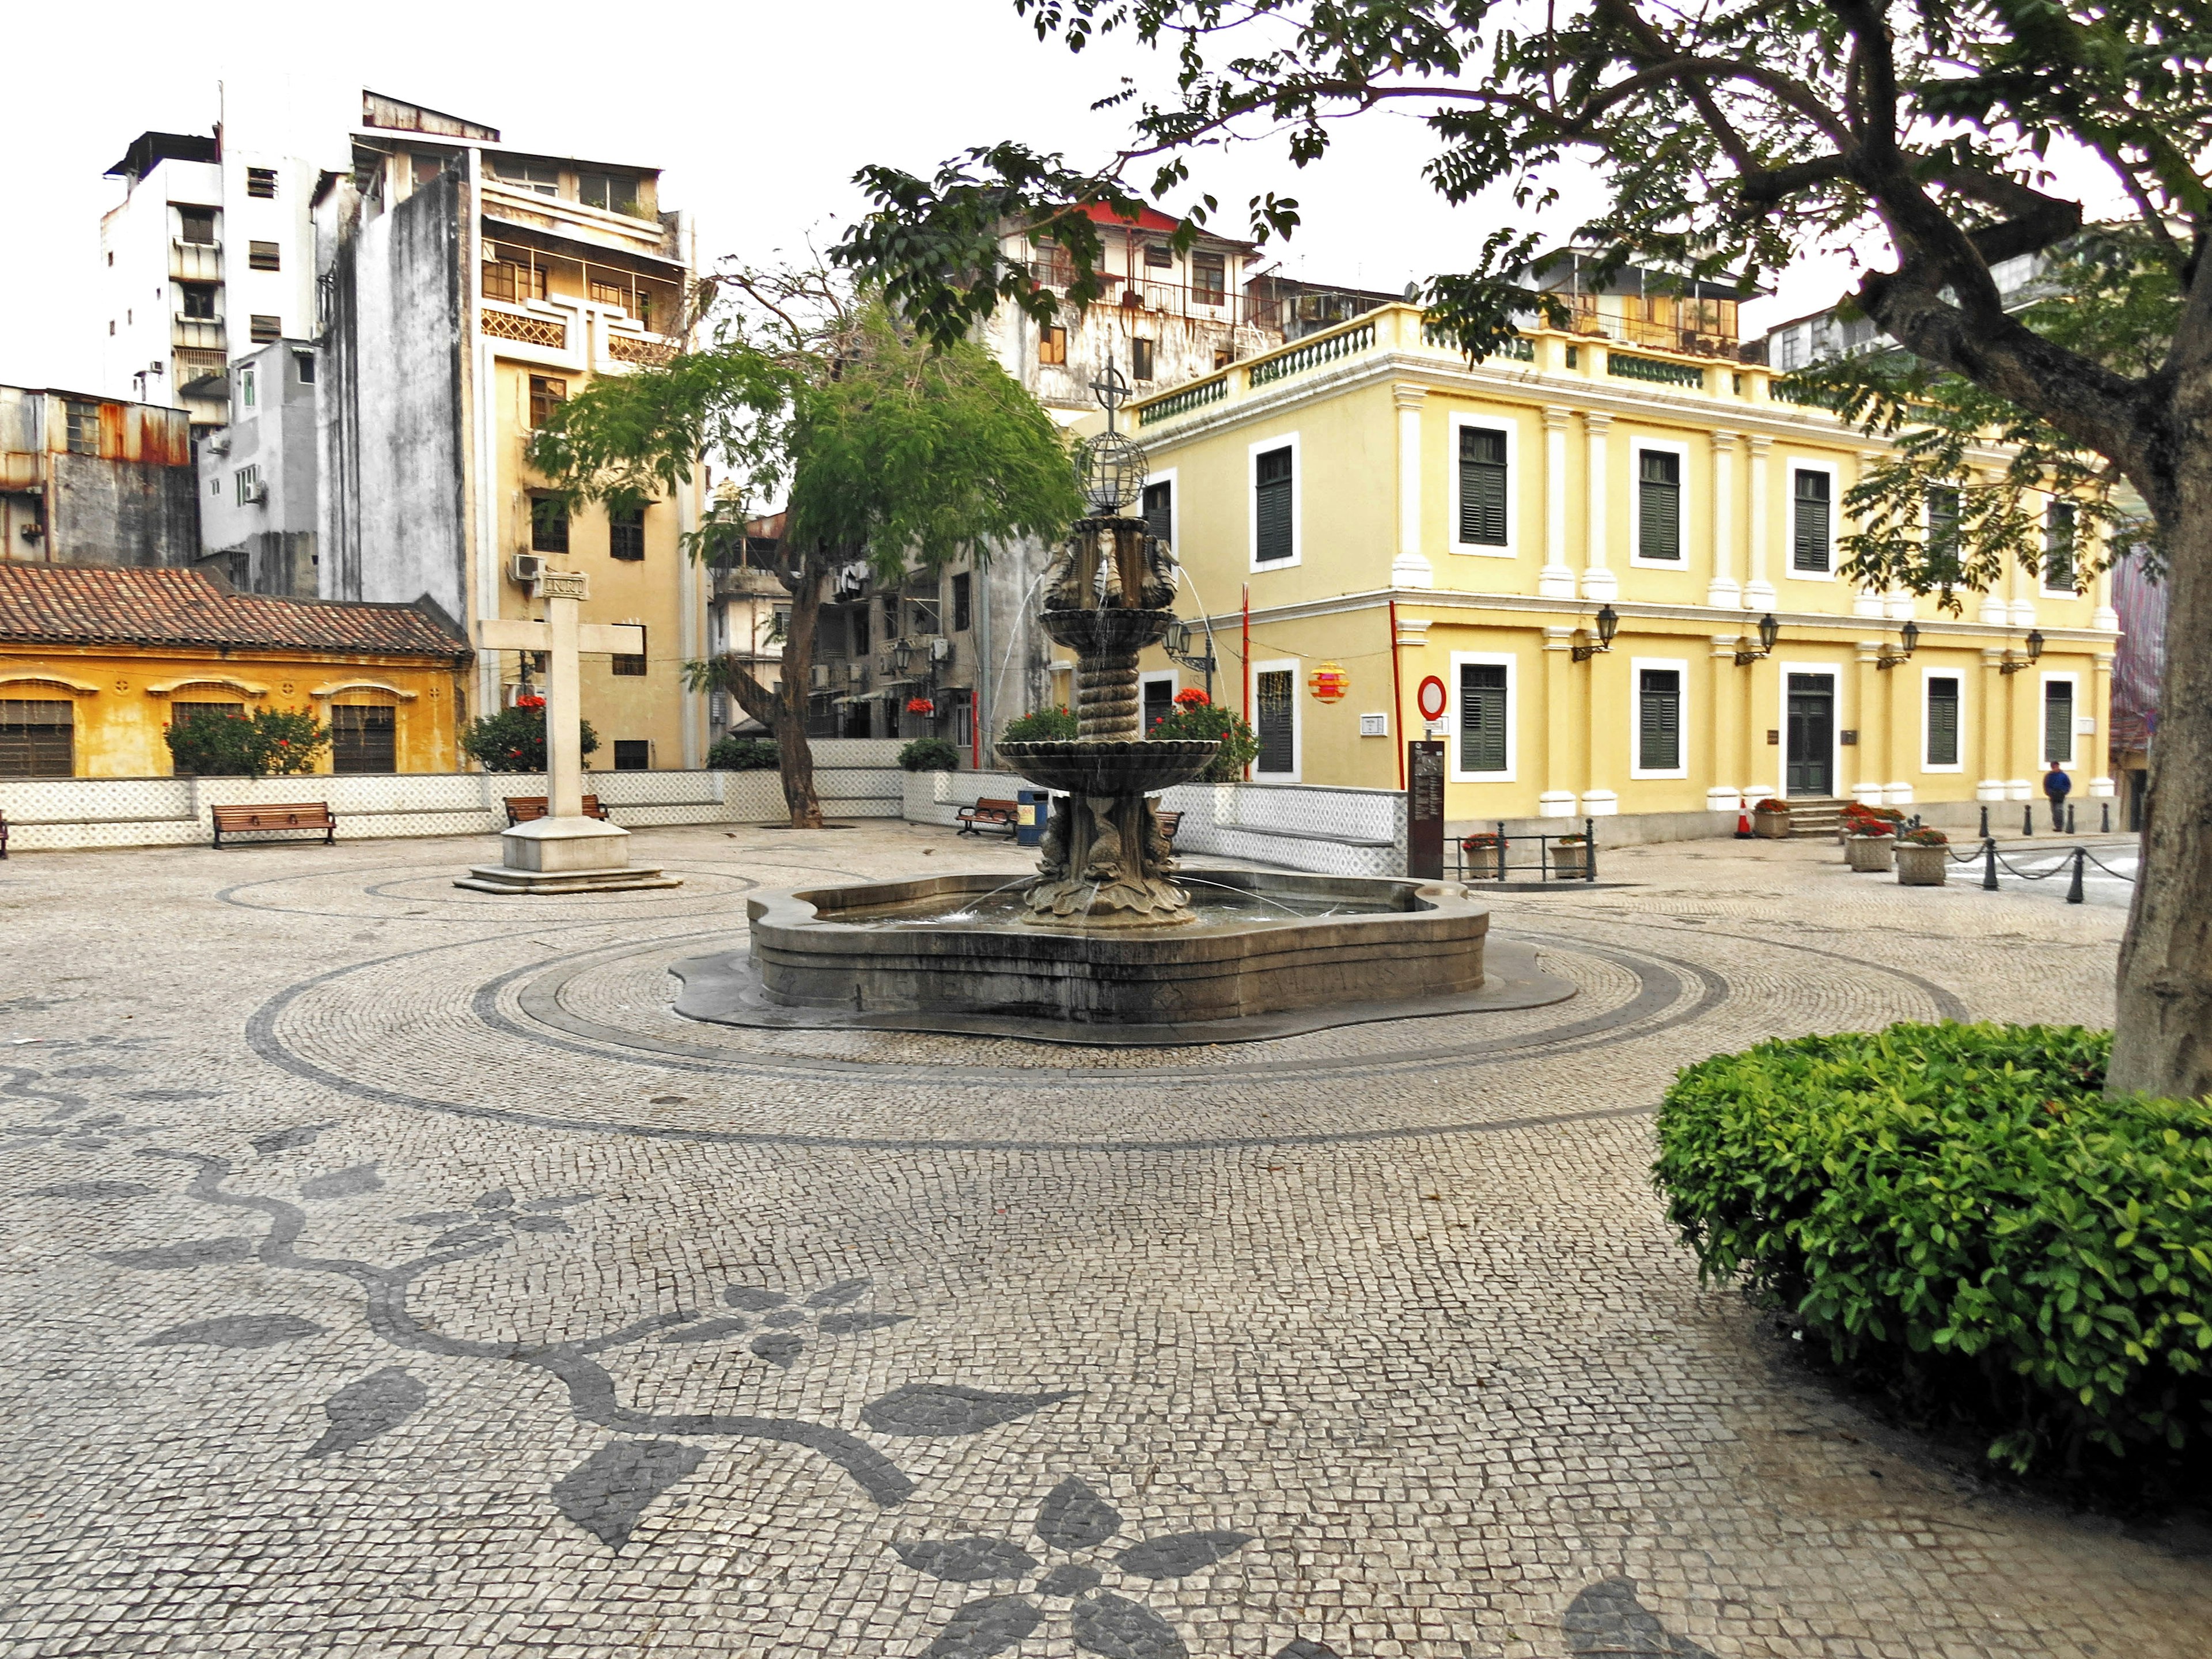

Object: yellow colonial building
[1116,301,2118,828]
[0,563,467,777]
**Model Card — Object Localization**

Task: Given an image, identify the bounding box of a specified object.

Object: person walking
[2043,759,2073,833]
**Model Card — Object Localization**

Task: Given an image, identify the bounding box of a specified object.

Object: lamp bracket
[1732,647,1770,667]
[1570,641,1612,663]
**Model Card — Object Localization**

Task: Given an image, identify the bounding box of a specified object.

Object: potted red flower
[1460,831,1504,880]
[1895,826,1949,885]
[905,696,937,718]
[1752,798,1791,839]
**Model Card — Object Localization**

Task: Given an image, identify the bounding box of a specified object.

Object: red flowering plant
[459,705,599,772]
[1173,687,1210,708]
[905,696,937,717]
[516,693,546,710]
[164,707,330,777]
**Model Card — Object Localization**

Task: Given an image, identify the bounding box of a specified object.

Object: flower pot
[1753,809,1790,840]
[1895,843,1948,886]
[1461,845,1502,879]
[1551,843,1588,877]
[1845,833,1895,873]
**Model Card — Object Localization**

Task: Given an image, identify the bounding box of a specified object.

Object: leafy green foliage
[706,735,780,770]
[1147,700,1255,783]
[459,706,600,774]
[1000,706,1078,742]
[898,738,963,772]
[165,707,330,778]
[1656,1023,2212,1478]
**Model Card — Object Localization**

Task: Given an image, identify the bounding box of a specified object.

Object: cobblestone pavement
[1,822,2202,1659]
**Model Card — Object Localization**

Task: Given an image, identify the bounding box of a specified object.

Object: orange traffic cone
[1734,809,1753,839]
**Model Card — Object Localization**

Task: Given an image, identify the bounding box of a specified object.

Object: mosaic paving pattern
[0,822,2203,1657]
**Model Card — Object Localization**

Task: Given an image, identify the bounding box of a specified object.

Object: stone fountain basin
[998,738,1219,796]
[730,870,1495,1031]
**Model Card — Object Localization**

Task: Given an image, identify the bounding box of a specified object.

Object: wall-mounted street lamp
[1570,603,1620,662]
[1161,616,1219,697]
[891,637,914,676]
[1733,612,1780,666]
[1998,628,2044,675]
[1875,618,1920,670]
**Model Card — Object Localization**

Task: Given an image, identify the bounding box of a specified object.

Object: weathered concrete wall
[321,173,466,617]
[48,452,200,567]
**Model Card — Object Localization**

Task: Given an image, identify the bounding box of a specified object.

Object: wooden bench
[956,797,1020,838]
[0,812,9,858]
[211,802,336,849]
[504,795,612,825]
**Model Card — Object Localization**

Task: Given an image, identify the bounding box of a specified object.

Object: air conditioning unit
[810,663,832,690]
[928,635,952,663]
[240,481,268,504]
[509,552,547,586]
[203,431,230,454]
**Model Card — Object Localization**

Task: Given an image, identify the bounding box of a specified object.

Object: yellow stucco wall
[1118,305,2119,820]
[0,646,464,776]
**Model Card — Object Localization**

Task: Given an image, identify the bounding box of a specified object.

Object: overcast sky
[3,0,2037,395]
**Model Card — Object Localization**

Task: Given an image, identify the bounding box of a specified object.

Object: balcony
[171,317,226,351]
[170,239,222,283]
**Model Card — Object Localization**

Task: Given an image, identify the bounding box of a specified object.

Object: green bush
[707,735,780,770]
[459,704,600,773]
[1655,1022,2212,1479]
[1147,700,1256,783]
[165,707,331,777]
[898,737,962,772]
[1000,706,1078,743]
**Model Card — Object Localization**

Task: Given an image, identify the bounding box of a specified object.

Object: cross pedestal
[454,569,680,894]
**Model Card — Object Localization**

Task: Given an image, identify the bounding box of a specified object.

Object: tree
[527,268,1082,826]
[459,700,601,773]
[834,1,2212,1103]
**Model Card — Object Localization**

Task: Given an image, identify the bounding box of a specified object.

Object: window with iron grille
[234,464,260,505]
[180,284,218,319]
[249,314,281,343]
[1638,668,1681,771]
[1458,664,1508,773]
[608,503,646,561]
[531,495,569,553]
[1791,468,1832,571]
[1253,446,1293,563]
[1131,337,1155,381]
[1637,450,1682,560]
[2044,501,2078,592]
[178,207,216,245]
[1039,325,1067,365]
[613,624,647,676]
[0,699,73,778]
[1926,486,1961,582]
[1926,676,1960,767]
[2044,680,2074,763]
[294,350,315,384]
[613,739,649,770]
[245,167,277,199]
[529,374,566,427]
[64,403,101,456]
[331,704,396,774]
[1256,669,1294,772]
[952,572,972,632]
[1191,252,1227,305]
[248,241,281,271]
[1457,427,1509,546]
[1142,479,1172,544]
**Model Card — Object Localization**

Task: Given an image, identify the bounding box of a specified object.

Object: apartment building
[315,92,709,770]
[99,127,321,429]
[194,337,321,596]
[1119,294,2119,830]
[0,386,199,568]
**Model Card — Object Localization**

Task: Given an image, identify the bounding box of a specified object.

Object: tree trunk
[2109,441,2212,1103]
[772,548,827,828]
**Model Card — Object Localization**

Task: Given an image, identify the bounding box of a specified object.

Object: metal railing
[1450,819,1600,884]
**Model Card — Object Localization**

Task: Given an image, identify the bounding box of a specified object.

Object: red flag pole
[1240,584,1252,782]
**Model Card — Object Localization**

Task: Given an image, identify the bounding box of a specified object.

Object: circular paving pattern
[1,824,2201,1659]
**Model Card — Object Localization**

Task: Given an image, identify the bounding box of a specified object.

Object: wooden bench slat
[504,796,612,825]
[211,802,336,848]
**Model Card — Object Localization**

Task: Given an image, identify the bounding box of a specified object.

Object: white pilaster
[1582,411,1616,601]
[1539,406,1577,597]
[1744,434,1775,608]
[1707,430,1740,608]
[1581,790,1619,816]
[2090,539,2120,631]
[1391,384,1433,589]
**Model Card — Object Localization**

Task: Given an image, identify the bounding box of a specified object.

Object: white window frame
[1141,465,1179,552]
[2040,669,2082,768]
[1138,669,1179,736]
[1627,437,1692,569]
[1248,432,1302,573]
[1250,656,1302,781]
[1447,649,1517,783]
[1777,661,1843,797]
[2039,498,2084,599]
[1627,656,1690,779]
[238,365,256,412]
[1447,411,1518,559]
[1783,457,1840,583]
[1919,666,1967,773]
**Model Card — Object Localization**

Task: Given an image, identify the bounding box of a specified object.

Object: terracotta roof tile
[0,563,468,658]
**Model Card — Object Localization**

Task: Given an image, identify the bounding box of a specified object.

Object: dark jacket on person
[2043,767,2073,800]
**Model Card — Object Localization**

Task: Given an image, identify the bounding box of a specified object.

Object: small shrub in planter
[1460,831,1503,877]
[897,737,961,772]
[1895,826,1949,885]
[706,735,779,770]
[1844,830,1896,872]
[1655,1022,2212,1484]
[1001,707,1078,743]
[1752,797,1791,839]
[1551,833,1589,875]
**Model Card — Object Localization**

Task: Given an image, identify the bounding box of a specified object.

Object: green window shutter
[1637,451,1681,560]
[1927,677,1960,767]
[1255,447,1294,562]
[1793,469,1831,571]
[2044,681,2074,763]
[1927,486,1960,582]
[1142,480,1173,544]
[1256,669,1294,771]
[1458,428,1509,545]
[1459,664,1508,772]
[2044,502,2077,591]
[1638,669,1681,771]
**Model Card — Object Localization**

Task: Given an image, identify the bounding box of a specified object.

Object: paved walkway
[0,824,2200,1658]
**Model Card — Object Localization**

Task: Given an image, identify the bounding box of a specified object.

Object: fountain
[669,362,1572,1044]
